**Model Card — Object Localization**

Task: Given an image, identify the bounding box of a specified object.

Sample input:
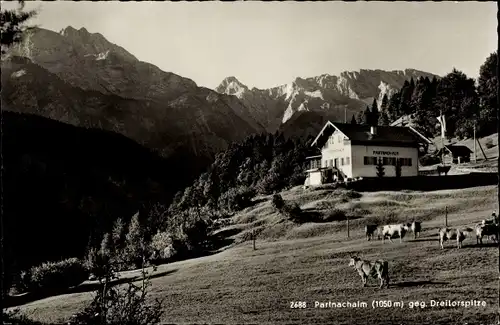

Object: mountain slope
[2,111,189,284]
[4,27,265,159]
[1,57,249,161]
[216,69,439,132]
[3,27,267,163]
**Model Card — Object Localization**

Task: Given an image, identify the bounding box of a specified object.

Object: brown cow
[365,224,378,241]
[438,228,457,249]
[476,223,499,245]
[348,256,389,289]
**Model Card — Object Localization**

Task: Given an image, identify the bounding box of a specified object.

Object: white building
[304,121,432,186]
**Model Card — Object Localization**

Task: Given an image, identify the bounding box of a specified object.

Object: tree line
[352,52,497,141]
[168,132,315,215]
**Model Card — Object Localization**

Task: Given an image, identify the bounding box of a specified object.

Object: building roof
[311,121,427,148]
[390,114,414,127]
[440,145,473,156]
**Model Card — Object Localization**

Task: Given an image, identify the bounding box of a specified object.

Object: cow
[456,227,474,249]
[479,212,498,226]
[365,224,378,241]
[476,223,499,245]
[438,228,458,249]
[348,256,389,289]
[379,224,410,243]
[406,221,422,240]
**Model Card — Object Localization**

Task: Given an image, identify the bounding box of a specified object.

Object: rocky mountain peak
[215,76,249,97]
[216,68,439,129]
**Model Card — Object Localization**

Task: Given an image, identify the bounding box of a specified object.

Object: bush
[255,172,282,195]
[340,190,362,200]
[2,309,45,325]
[322,209,347,222]
[282,202,303,222]
[69,263,164,325]
[271,194,285,211]
[84,246,115,280]
[218,186,256,213]
[419,154,441,166]
[149,231,176,264]
[23,258,88,293]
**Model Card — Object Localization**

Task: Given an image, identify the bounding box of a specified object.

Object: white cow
[379,224,410,243]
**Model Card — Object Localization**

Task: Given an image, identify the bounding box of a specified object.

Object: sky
[3,1,497,89]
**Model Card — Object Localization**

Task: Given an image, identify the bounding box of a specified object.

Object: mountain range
[1,25,441,188]
[215,69,438,133]
[2,26,265,162]
[4,26,440,149]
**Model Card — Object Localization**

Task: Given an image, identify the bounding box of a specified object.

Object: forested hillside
[2,111,195,295]
[168,132,317,215]
[354,51,497,141]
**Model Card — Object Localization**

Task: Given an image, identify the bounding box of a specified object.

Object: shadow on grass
[391,280,449,288]
[5,269,178,308]
[213,227,242,238]
[409,238,439,242]
[292,211,364,224]
[459,242,498,249]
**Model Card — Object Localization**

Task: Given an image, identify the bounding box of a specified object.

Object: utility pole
[344,107,347,124]
[441,133,445,165]
[445,206,448,227]
[473,123,477,163]
[440,110,445,166]
[347,216,350,238]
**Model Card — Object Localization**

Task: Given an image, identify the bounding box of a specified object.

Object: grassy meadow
[11,184,500,325]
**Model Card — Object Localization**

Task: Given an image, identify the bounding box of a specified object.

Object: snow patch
[336,76,359,99]
[282,100,310,124]
[11,69,26,78]
[284,83,296,101]
[225,81,246,98]
[304,90,324,100]
[96,50,110,61]
[297,101,309,112]
[377,81,397,108]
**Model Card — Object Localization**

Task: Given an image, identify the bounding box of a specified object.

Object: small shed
[437,145,473,164]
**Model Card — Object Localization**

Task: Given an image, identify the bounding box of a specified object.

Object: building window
[364,156,377,165]
[329,159,333,167]
[341,158,344,166]
[346,157,350,165]
[382,157,389,165]
[337,135,342,143]
[400,158,413,166]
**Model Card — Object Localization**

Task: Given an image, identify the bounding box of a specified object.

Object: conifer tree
[376,158,385,178]
[1,1,37,56]
[362,106,371,125]
[371,98,379,126]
